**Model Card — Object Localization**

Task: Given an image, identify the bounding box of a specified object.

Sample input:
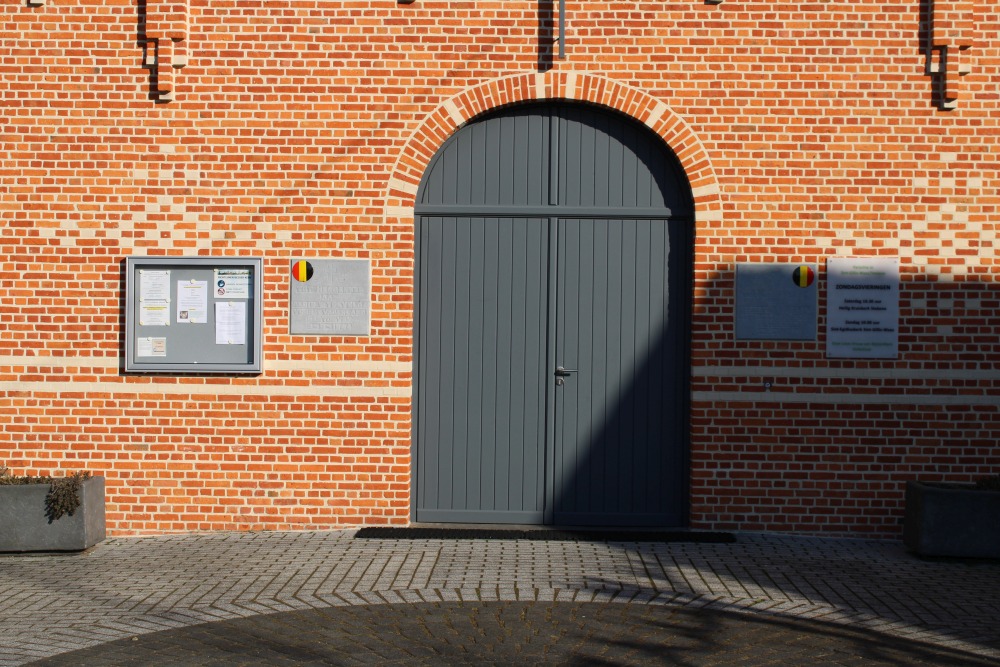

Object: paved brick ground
[25,602,1000,666]
[1,531,998,665]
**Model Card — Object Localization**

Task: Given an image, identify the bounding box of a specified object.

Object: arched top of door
[416,101,694,220]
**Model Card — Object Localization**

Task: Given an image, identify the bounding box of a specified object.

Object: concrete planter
[903,481,1000,559]
[0,476,106,552]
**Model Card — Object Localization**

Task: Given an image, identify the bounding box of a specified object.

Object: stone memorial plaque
[826,257,899,358]
[289,258,371,335]
[735,263,818,340]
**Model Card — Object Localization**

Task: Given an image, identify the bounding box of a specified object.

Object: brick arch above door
[383,71,722,223]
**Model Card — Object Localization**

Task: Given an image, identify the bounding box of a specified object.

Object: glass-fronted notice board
[124,257,264,373]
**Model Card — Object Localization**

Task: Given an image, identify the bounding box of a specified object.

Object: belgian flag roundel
[292,260,314,282]
[792,265,815,288]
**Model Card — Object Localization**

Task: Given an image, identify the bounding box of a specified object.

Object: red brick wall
[691,402,1000,536]
[2,1,998,538]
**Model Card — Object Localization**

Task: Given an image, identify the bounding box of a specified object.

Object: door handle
[554,366,577,377]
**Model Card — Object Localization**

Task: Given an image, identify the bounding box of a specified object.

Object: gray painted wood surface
[416,217,549,523]
[415,102,691,526]
[554,218,686,526]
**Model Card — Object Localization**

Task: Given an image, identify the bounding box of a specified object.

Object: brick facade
[2,1,997,538]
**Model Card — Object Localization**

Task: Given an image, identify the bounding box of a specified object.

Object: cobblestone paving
[25,602,1000,666]
[1,531,998,665]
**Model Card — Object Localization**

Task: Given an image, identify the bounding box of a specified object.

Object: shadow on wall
[688,265,1000,536]
[549,259,998,537]
[537,0,555,72]
[135,0,160,102]
[918,0,974,111]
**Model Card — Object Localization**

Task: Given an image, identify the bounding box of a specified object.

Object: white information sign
[137,337,167,357]
[826,258,899,359]
[214,268,250,299]
[139,302,170,327]
[139,270,171,326]
[139,269,171,302]
[176,280,208,323]
[215,301,247,345]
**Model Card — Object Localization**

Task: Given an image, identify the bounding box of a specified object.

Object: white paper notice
[176,280,208,323]
[139,302,170,326]
[214,268,251,299]
[140,270,171,302]
[215,301,246,345]
[137,337,167,357]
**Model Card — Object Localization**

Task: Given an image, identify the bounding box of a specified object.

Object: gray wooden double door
[414,103,692,526]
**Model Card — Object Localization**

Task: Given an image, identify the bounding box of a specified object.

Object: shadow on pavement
[28,601,998,666]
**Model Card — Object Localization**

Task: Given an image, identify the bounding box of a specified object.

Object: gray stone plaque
[735,263,817,341]
[289,258,371,335]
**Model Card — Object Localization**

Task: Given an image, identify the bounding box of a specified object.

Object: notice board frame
[124,256,264,374]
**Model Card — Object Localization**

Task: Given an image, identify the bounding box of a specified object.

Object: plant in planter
[0,466,106,552]
[903,473,1000,559]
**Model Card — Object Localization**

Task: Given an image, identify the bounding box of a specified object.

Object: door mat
[354,528,735,543]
